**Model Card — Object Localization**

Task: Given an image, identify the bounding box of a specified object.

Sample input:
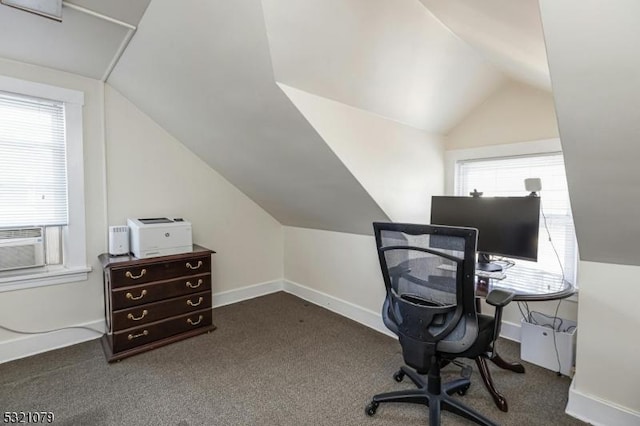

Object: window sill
[0,265,92,293]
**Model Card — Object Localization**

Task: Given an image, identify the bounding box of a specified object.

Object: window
[0,92,66,267]
[455,152,578,285]
[0,75,89,291]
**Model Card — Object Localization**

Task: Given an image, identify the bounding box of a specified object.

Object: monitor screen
[430,196,540,264]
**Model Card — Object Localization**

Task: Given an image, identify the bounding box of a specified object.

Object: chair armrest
[484,289,515,357]
[486,289,515,308]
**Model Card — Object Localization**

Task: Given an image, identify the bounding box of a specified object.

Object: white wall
[565,261,640,422]
[280,84,444,224]
[538,2,640,421]
[104,85,284,293]
[278,84,445,330]
[284,226,385,315]
[280,224,578,347]
[0,59,285,362]
[0,58,107,350]
[445,79,559,150]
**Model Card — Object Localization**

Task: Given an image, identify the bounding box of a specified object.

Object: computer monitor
[430,196,540,272]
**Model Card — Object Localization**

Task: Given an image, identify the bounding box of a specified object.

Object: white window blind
[0,91,68,227]
[456,153,577,285]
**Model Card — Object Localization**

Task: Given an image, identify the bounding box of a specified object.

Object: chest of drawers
[99,245,216,362]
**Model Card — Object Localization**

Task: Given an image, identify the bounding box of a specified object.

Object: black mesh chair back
[375,222,479,373]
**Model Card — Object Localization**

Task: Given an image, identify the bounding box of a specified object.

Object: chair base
[366,366,497,426]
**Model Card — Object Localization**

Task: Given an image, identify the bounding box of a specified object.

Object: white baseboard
[499,319,521,342]
[566,377,640,425]
[217,278,439,340]
[0,319,104,364]
[283,279,523,342]
[0,280,284,365]
[210,279,395,339]
[212,279,284,308]
[283,280,395,338]
[0,279,524,365]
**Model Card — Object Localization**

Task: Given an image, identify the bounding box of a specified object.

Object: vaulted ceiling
[3,0,637,264]
[419,0,551,90]
[262,0,503,133]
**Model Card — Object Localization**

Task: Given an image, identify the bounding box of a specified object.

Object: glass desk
[475,263,576,302]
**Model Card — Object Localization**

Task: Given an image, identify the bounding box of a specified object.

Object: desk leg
[490,353,526,374]
[476,357,508,412]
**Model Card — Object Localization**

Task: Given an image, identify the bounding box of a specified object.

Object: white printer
[127,217,193,259]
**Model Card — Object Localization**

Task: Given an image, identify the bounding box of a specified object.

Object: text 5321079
[3,412,54,423]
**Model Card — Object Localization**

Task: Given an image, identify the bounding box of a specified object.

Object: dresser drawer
[110,255,211,288]
[112,309,212,353]
[112,291,212,331]
[111,274,211,310]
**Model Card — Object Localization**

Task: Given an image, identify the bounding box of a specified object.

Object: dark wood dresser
[99,245,216,362]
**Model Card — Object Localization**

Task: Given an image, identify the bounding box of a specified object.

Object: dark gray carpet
[0,292,585,425]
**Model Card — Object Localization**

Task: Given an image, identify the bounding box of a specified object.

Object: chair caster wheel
[365,402,379,416]
[393,370,405,382]
[457,384,470,396]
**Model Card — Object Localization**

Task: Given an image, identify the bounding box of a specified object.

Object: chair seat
[447,314,494,359]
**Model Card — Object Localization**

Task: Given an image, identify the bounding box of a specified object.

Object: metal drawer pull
[126,289,147,300]
[186,260,203,270]
[127,310,148,321]
[187,315,203,326]
[125,269,147,279]
[186,279,203,289]
[128,330,149,340]
[187,297,204,307]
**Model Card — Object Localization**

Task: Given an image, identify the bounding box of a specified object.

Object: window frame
[444,138,579,297]
[0,75,90,292]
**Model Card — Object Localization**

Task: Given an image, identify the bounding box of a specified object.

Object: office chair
[365,222,515,426]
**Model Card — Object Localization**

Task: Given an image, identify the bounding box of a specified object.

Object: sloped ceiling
[0,0,150,80]
[539,0,640,266]
[1,0,564,238]
[420,0,551,90]
[262,0,503,133]
[108,0,388,235]
[279,83,444,224]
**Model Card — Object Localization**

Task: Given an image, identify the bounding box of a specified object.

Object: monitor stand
[476,252,503,272]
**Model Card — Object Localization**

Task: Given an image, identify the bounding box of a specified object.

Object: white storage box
[520,317,577,377]
[127,218,192,259]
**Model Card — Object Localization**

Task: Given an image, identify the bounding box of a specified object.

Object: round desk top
[390,257,575,302]
[476,264,575,302]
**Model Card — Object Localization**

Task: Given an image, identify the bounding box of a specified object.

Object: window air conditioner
[0,227,45,271]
